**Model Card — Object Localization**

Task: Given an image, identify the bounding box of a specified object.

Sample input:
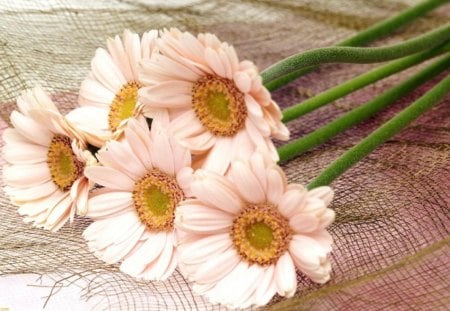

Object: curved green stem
[261,23,450,85]
[265,0,449,91]
[307,70,450,189]
[277,53,450,164]
[282,41,450,123]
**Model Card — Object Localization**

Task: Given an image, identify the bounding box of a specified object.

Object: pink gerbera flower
[83,116,193,280]
[2,87,96,231]
[67,30,158,146]
[139,28,289,174]
[175,152,334,308]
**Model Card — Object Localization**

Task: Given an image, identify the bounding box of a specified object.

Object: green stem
[278,53,450,164]
[261,23,450,86]
[282,41,450,123]
[264,0,449,91]
[307,70,450,189]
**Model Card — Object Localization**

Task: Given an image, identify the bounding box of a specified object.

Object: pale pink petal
[318,208,336,229]
[160,249,178,280]
[107,34,134,81]
[139,233,175,280]
[139,81,192,108]
[3,163,51,188]
[302,197,327,214]
[176,167,194,197]
[47,209,71,232]
[254,265,277,306]
[124,119,153,170]
[218,49,233,79]
[141,30,156,59]
[266,166,286,204]
[180,131,215,154]
[140,53,199,84]
[124,29,144,79]
[17,191,66,218]
[278,188,307,218]
[159,29,207,69]
[70,178,90,217]
[275,252,297,298]
[3,141,48,164]
[248,151,268,192]
[2,128,30,144]
[120,232,167,277]
[251,74,263,93]
[9,111,52,146]
[170,110,204,137]
[5,181,59,203]
[91,48,126,92]
[65,106,111,146]
[97,140,146,180]
[245,117,267,148]
[170,138,191,173]
[207,261,249,305]
[224,44,239,72]
[307,230,333,253]
[78,78,115,106]
[233,71,251,93]
[204,47,226,77]
[84,211,142,251]
[27,109,73,138]
[100,224,145,264]
[86,190,133,219]
[200,138,233,175]
[178,233,232,265]
[189,172,242,214]
[229,160,265,204]
[232,264,265,308]
[85,166,135,191]
[208,262,261,308]
[308,186,334,206]
[289,235,328,270]
[192,282,216,296]
[176,201,233,233]
[245,94,264,118]
[150,127,175,175]
[17,87,58,115]
[290,213,319,233]
[44,193,73,231]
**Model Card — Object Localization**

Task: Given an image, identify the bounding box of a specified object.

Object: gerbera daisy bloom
[139,28,289,174]
[66,29,158,146]
[175,152,334,308]
[2,87,96,231]
[82,116,193,280]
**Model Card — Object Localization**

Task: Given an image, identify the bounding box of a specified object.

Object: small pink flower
[83,116,193,280]
[3,87,96,231]
[175,152,334,308]
[139,28,289,174]
[67,30,158,146]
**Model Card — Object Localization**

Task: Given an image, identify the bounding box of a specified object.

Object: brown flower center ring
[47,135,84,191]
[230,203,292,266]
[108,81,141,132]
[192,75,247,136]
[133,169,184,231]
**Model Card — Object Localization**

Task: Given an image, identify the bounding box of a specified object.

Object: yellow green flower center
[47,135,84,191]
[192,75,247,136]
[132,169,184,231]
[231,203,292,266]
[246,222,273,249]
[108,81,141,132]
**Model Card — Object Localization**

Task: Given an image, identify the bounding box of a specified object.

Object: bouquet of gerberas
[2,0,450,309]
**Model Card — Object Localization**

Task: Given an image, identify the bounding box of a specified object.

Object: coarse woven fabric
[0,0,449,310]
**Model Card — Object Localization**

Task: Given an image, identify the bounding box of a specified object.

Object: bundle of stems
[265,0,450,188]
